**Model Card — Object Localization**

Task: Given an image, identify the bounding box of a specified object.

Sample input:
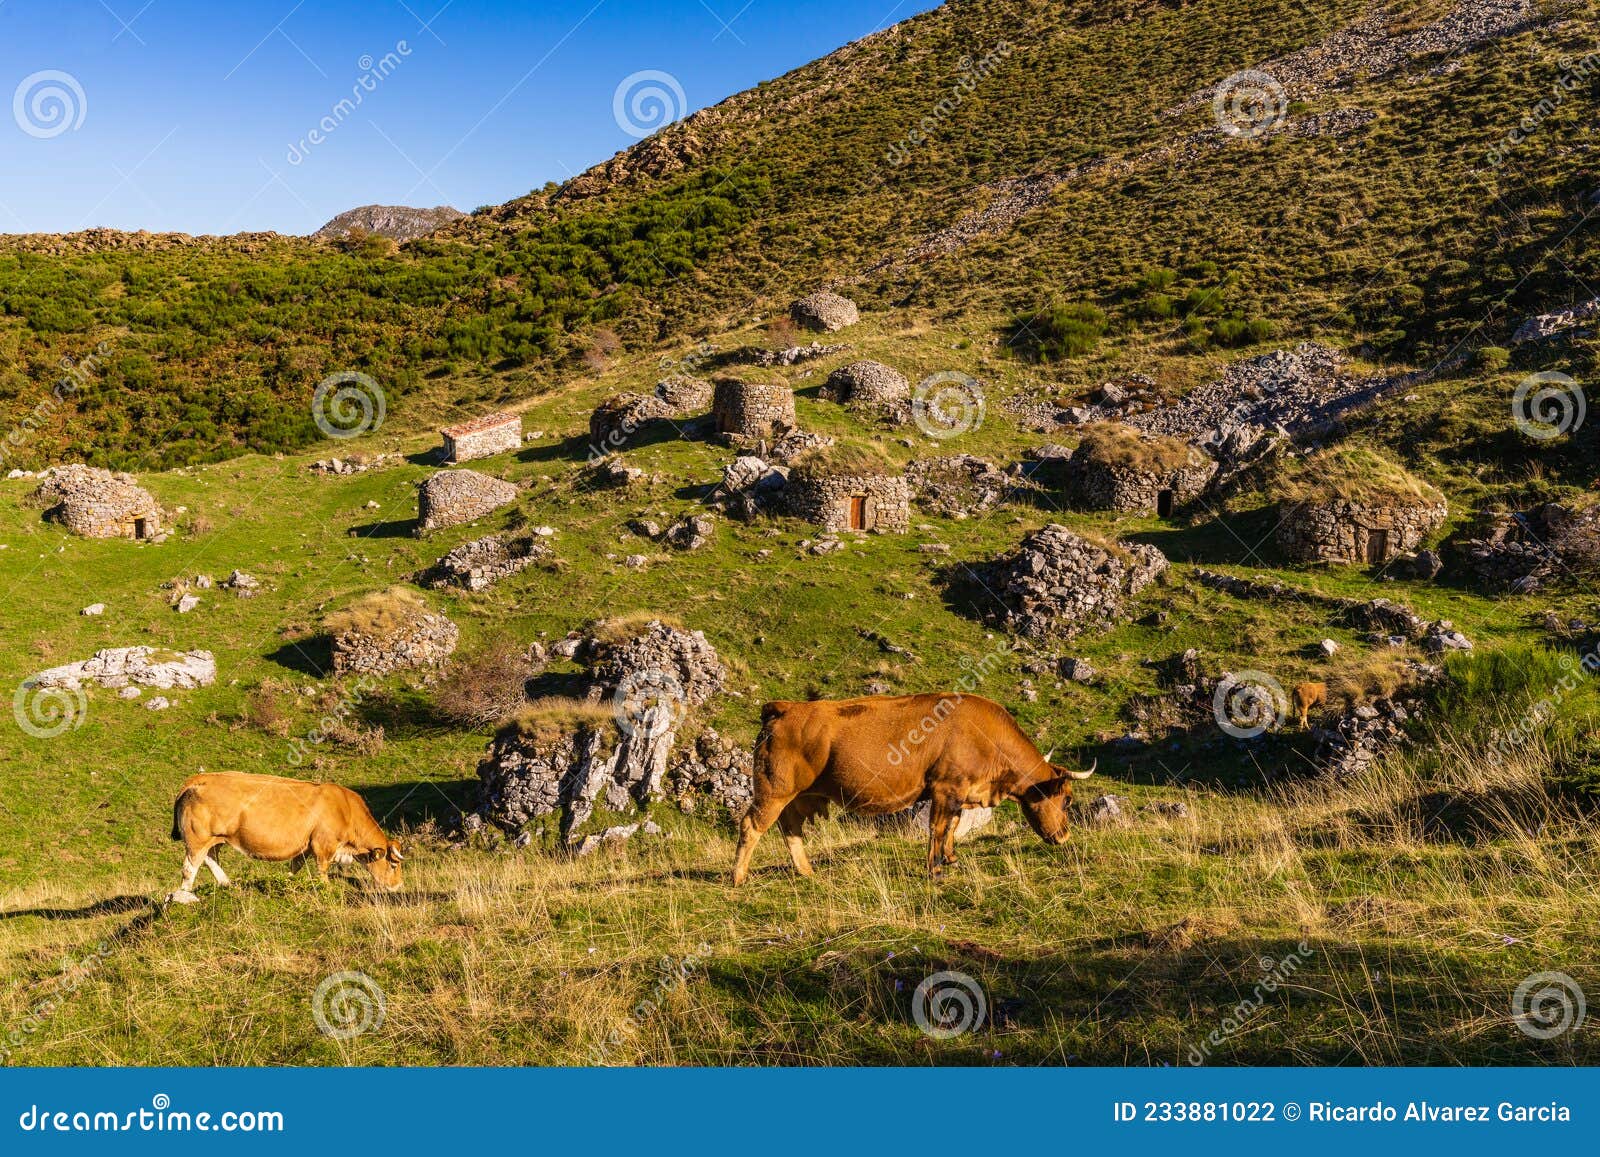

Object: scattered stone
[145,696,171,711]
[1394,548,1444,581]
[663,514,715,551]
[1319,639,1340,657]
[222,570,260,596]
[624,554,649,569]
[1087,794,1129,825]
[1422,622,1474,653]
[175,594,200,614]
[193,574,213,589]
[1058,657,1097,682]
[118,686,141,699]
[879,801,995,841]
[588,456,646,488]
[81,603,105,616]
[907,455,1011,518]
[1513,297,1600,345]
[1142,801,1191,820]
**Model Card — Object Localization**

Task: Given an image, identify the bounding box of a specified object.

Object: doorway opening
[1156,489,1175,518]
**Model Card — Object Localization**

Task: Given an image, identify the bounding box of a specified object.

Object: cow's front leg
[166,853,203,904]
[927,805,954,878]
[941,812,961,868]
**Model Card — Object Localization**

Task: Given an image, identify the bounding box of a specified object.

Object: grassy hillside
[2,0,1599,1066]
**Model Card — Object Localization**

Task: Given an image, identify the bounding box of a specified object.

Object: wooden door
[1366,529,1389,564]
[848,496,867,530]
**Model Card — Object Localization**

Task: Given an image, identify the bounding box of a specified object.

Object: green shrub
[1009,301,1107,361]
[1475,346,1511,371]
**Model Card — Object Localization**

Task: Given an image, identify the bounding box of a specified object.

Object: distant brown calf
[168,772,403,903]
[1292,682,1327,729]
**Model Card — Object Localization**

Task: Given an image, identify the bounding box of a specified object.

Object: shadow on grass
[264,635,333,677]
[349,518,416,539]
[0,895,153,922]
[1124,504,1284,567]
[355,778,475,829]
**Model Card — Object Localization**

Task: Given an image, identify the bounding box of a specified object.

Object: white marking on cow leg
[165,855,203,903]
[203,855,231,886]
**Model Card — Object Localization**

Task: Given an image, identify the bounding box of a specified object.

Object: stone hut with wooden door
[712,377,796,440]
[1067,422,1216,516]
[780,443,911,533]
[34,464,163,540]
[1274,447,1448,566]
[440,411,522,463]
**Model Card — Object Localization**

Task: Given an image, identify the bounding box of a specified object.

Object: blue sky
[0,0,938,235]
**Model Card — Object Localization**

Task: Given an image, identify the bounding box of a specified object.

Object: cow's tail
[170,788,193,842]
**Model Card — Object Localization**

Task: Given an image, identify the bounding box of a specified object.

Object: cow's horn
[1044,746,1056,762]
[1067,759,1096,780]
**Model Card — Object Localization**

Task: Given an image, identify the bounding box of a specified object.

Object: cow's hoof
[165,889,200,905]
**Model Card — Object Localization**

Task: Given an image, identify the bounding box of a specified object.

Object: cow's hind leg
[732,796,788,887]
[778,796,826,879]
[927,804,955,879]
[203,848,231,887]
[167,849,204,904]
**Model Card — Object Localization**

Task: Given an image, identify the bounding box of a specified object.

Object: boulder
[32,647,216,691]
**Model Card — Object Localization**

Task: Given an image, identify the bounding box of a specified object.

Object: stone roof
[442,411,519,438]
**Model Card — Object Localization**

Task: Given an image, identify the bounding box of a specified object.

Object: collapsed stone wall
[332,608,460,675]
[419,533,549,591]
[981,523,1168,640]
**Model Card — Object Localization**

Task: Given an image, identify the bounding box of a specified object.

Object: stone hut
[712,378,796,440]
[1274,448,1448,565]
[654,373,713,413]
[781,444,911,533]
[823,360,908,408]
[326,587,459,675]
[1068,423,1217,516]
[790,290,859,333]
[34,464,163,540]
[589,393,671,455]
[416,469,520,534]
[440,411,521,463]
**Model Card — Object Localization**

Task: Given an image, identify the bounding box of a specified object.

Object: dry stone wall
[416,469,520,533]
[712,379,796,439]
[782,471,911,533]
[1277,499,1447,564]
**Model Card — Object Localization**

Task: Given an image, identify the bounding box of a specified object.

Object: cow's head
[365,842,405,891]
[1017,757,1095,845]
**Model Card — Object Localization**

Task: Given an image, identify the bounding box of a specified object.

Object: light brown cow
[1292,681,1327,729]
[732,694,1094,885]
[167,772,403,903]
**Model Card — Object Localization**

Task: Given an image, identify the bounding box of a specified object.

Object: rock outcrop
[420,533,550,591]
[312,204,464,243]
[31,647,216,690]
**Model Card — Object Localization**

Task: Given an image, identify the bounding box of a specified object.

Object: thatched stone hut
[781,443,911,533]
[1274,448,1448,565]
[1068,423,1216,516]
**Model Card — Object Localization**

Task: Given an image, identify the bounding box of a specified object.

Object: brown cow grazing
[167,772,403,904]
[732,694,1094,885]
[1292,681,1327,729]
